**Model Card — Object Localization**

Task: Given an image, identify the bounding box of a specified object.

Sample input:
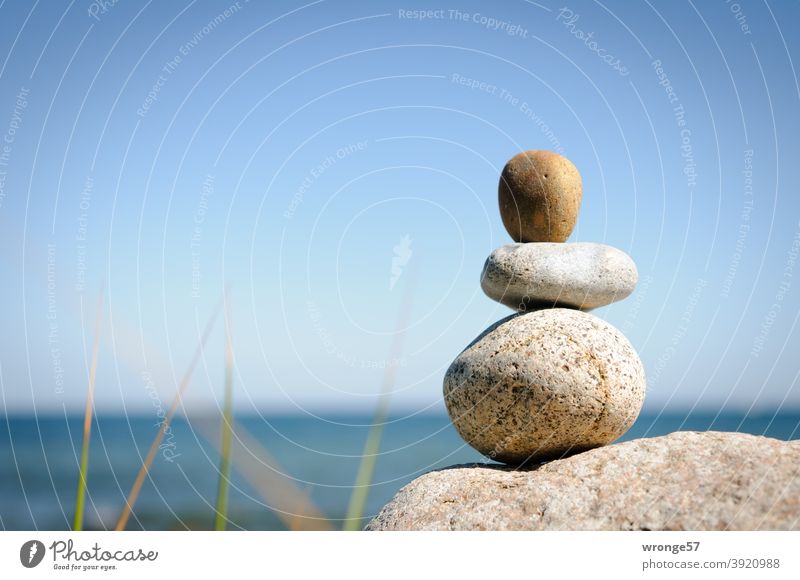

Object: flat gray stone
[481,242,638,311]
[444,309,645,464]
[366,431,800,531]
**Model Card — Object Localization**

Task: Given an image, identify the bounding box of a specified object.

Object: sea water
[1,412,797,530]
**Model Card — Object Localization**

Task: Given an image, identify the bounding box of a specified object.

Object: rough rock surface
[444,309,645,464]
[481,242,638,311]
[498,150,582,243]
[366,431,800,531]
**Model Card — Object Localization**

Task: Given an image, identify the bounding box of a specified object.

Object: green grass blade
[214,291,234,531]
[193,417,334,530]
[343,400,389,531]
[343,264,417,531]
[73,290,104,531]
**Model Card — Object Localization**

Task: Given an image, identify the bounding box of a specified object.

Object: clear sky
[0,0,798,415]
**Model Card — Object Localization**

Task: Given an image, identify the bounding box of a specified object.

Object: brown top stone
[499,150,582,242]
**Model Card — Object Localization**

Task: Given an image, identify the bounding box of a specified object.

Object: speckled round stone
[481,242,638,311]
[499,150,582,242]
[443,309,645,465]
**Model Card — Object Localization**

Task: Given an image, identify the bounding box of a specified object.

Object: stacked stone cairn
[444,150,646,464]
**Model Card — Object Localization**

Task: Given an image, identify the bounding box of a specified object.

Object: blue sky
[0,0,798,415]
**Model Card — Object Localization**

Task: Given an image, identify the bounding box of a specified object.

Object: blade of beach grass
[287,484,316,532]
[72,289,105,531]
[213,291,234,531]
[343,263,417,531]
[193,417,334,530]
[342,398,390,531]
[114,296,224,531]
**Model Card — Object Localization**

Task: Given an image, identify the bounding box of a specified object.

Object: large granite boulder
[366,431,800,531]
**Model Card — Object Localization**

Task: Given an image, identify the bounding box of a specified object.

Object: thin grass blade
[114,297,223,531]
[214,291,234,531]
[343,264,417,531]
[193,417,334,530]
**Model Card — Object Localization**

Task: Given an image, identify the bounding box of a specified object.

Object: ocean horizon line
[3,409,800,420]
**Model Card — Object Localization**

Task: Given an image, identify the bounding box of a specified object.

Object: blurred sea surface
[1,411,798,530]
